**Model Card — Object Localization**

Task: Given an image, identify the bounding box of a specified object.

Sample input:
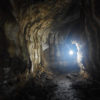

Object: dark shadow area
[72,79,100,100]
[0,76,57,100]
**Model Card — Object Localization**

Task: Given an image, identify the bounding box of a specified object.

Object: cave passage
[0,0,100,100]
[49,40,81,74]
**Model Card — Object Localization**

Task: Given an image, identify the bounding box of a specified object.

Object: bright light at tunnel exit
[72,40,84,70]
[69,50,74,55]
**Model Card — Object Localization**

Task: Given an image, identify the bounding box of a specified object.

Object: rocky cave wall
[82,0,100,79]
[0,0,100,79]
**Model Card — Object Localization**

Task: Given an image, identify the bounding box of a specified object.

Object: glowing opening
[72,41,84,71]
[69,50,74,55]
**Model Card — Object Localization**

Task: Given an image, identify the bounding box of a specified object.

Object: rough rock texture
[0,0,100,78]
[1,0,100,100]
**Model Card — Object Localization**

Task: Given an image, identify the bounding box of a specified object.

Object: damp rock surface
[0,67,100,100]
[52,74,79,100]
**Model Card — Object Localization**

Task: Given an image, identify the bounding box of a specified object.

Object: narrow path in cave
[51,73,80,100]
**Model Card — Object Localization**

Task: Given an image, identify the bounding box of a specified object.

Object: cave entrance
[50,40,84,74]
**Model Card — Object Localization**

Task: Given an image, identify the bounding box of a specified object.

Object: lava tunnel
[0,0,100,100]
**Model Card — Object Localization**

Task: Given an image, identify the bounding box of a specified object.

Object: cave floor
[1,72,100,100]
[51,73,80,100]
[0,57,100,100]
[52,72,100,100]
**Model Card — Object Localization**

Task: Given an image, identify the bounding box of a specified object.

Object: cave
[0,0,100,100]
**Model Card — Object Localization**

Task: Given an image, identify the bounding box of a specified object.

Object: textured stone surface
[0,0,100,78]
